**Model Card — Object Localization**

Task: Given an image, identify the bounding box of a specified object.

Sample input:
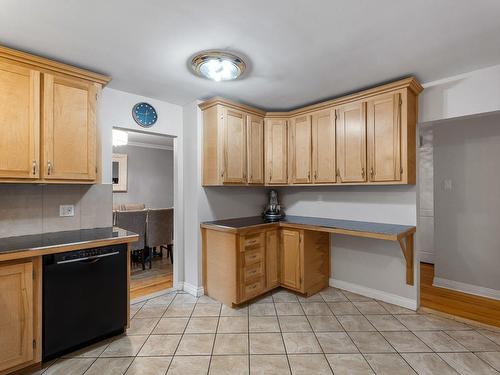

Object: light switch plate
[59,204,75,217]
[444,179,453,191]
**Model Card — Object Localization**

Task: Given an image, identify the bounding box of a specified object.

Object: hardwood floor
[130,255,173,300]
[420,262,500,328]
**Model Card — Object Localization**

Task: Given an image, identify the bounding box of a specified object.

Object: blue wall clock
[132,102,158,127]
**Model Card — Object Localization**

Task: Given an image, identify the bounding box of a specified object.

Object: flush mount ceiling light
[191,50,246,81]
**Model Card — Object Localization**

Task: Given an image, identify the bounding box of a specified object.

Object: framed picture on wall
[112,154,128,192]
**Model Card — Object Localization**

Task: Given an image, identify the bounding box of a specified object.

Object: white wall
[112,145,174,208]
[100,87,184,286]
[279,186,418,308]
[433,113,500,298]
[419,63,500,300]
[419,63,500,123]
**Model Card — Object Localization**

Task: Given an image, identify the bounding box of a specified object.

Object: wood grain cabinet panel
[335,101,367,183]
[280,229,302,290]
[367,92,402,182]
[200,78,421,186]
[0,261,33,372]
[246,114,264,184]
[265,118,288,184]
[312,109,336,183]
[289,115,312,184]
[222,108,247,183]
[265,230,280,289]
[42,74,97,181]
[0,61,40,180]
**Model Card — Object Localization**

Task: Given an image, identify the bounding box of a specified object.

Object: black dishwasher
[43,244,127,361]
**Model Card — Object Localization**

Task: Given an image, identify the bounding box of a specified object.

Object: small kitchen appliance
[263,189,285,221]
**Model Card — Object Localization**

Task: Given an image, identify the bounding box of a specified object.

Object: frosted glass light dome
[191,51,246,81]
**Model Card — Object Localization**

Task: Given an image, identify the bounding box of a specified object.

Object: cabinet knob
[47,161,53,176]
[32,160,37,175]
[361,167,365,179]
[370,167,374,179]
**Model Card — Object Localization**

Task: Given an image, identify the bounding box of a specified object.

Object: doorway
[112,127,175,299]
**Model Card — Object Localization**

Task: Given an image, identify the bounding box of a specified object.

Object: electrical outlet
[59,205,75,217]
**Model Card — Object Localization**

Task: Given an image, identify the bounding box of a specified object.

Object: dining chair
[146,208,174,264]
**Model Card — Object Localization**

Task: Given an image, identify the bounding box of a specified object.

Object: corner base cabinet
[202,226,330,306]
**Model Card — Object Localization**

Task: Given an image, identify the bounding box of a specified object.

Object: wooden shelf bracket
[398,232,414,285]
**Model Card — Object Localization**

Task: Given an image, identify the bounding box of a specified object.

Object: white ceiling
[2,0,500,111]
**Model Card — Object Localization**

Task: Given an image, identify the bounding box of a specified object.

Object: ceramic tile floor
[28,287,500,375]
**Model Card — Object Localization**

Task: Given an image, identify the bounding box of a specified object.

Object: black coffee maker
[262,190,285,221]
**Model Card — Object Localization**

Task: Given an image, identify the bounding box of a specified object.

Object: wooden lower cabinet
[280,229,330,296]
[0,259,41,375]
[265,230,280,289]
[280,229,302,290]
[202,226,330,306]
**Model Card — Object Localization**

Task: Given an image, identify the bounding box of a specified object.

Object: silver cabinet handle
[47,161,53,175]
[32,160,37,175]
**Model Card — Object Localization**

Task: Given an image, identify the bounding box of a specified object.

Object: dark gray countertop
[0,227,137,255]
[202,215,415,236]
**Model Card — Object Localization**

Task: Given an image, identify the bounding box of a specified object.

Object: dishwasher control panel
[44,244,125,265]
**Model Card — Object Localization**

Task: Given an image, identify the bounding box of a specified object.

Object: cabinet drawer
[243,262,264,282]
[244,248,263,265]
[243,278,264,299]
[242,233,265,250]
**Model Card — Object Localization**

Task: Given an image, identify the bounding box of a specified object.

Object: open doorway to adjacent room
[112,127,175,299]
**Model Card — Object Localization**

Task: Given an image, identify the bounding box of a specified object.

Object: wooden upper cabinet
[246,114,264,184]
[312,109,336,183]
[222,107,247,183]
[289,115,312,184]
[367,92,402,182]
[335,101,367,183]
[265,118,288,184]
[42,74,97,181]
[265,230,280,289]
[280,229,302,290]
[0,60,40,180]
[0,261,34,372]
[200,78,421,186]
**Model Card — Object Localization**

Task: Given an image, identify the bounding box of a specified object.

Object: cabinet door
[0,262,33,372]
[289,115,312,184]
[223,108,247,183]
[280,229,302,290]
[367,93,402,182]
[247,114,264,184]
[265,118,288,184]
[266,230,280,289]
[0,61,40,179]
[312,109,336,183]
[336,102,367,183]
[43,74,97,181]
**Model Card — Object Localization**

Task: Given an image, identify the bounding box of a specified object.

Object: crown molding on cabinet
[198,96,267,117]
[199,76,422,118]
[0,45,111,85]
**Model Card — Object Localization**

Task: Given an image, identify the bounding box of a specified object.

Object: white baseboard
[433,277,500,301]
[183,282,205,297]
[330,278,417,310]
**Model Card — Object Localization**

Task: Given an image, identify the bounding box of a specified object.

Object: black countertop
[0,227,137,255]
[202,215,415,236]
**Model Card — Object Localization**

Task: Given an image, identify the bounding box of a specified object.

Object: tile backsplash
[0,183,112,238]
